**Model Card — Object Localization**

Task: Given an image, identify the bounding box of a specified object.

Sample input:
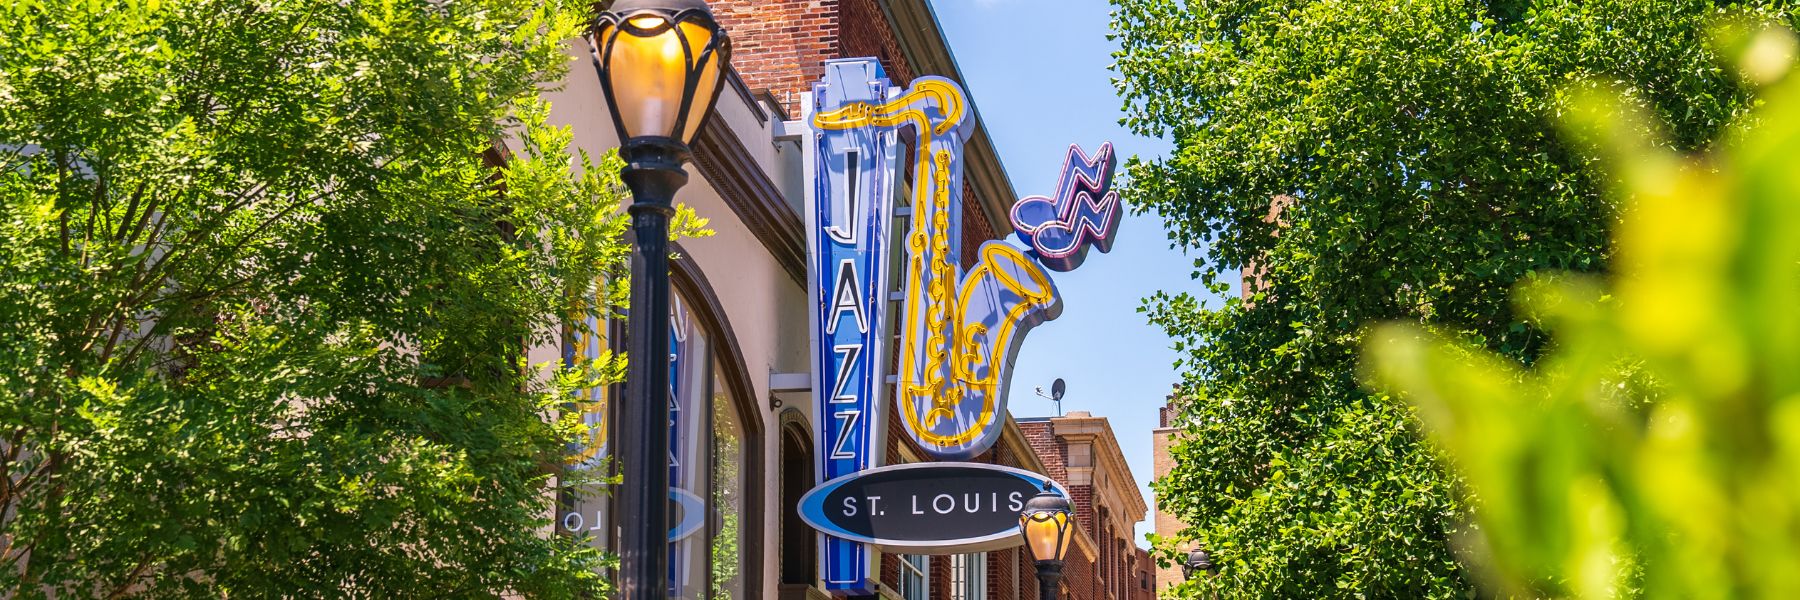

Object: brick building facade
[1019,414,1157,600]
[710,0,1013,267]
[715,1,1151,598]
[1151,392,1189,592]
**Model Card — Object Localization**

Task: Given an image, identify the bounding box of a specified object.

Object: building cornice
[1052,416,1150,527]
[689,70,807,286]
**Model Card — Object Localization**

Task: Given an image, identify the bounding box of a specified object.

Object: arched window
[560,254,764,599]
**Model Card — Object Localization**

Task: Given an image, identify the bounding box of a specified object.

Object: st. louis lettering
[840,495,884,516]
[882,490,1027,517]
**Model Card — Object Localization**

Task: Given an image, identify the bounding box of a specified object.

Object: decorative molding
[689,108,807,285]
[724,66,769,125]
[1051,419,1150,523]
[755,88,793,122]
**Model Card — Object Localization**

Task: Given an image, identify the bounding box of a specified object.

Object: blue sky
[922,0,1224,546]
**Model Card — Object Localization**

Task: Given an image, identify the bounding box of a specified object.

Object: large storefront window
[562,293,752,600]
[560,303,614,544]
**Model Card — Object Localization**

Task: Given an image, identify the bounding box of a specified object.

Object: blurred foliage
[0,0,705,596]
[1111,0,1796,596]
[1367,23,1800,599]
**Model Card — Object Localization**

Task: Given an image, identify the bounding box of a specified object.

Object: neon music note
[1009,142,1123,272]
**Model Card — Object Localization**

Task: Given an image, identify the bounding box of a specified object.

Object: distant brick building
[1151,392,1189,592]
[1019,413,1156,600]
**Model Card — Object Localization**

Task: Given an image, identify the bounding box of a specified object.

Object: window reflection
[711,364,746,599]
[669,294,711,597]
[561,292,751,599]
[561,301,613,550]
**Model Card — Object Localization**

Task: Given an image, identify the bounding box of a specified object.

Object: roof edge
[877,0,1020,233]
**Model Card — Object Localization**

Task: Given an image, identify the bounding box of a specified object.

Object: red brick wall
[1063,543,1096,600]
[931,554,951,599]
[711,0,838,117]
[840,0,915,85]
[711,0,916,117]
[1132,547,1155,600]
[987,547,1021,600]
[1015,546,1041,600]
[1018,421,1065,483]
[961,180,997,270]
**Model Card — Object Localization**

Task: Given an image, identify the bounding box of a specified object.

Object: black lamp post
[589,2,728,599]
[1182,546,1216,581]
[1019,485,1075,600]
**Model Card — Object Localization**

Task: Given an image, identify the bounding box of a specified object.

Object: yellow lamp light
[1019,484,1074,599]
[591,0,730,147]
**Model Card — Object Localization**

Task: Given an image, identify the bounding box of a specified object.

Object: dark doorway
[780,419,817,586]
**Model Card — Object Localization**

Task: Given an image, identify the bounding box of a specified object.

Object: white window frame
[898,554,930,600]
[949,553,986,600]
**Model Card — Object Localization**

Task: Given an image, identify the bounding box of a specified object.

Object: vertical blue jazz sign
[805,58,898,595]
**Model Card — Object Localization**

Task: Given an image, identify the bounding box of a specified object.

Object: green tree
[1111,1,1792,596]
[1368,24,1800,599]
[0,0,655,596]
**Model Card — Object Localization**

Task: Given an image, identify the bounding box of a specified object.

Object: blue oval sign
[798,462,1070,553]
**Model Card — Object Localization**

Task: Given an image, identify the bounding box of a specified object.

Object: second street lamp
[1183,546,1215,581]
[588,1,729,599]
[1019,484,1075,600]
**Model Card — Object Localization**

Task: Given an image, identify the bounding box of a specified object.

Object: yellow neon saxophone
[814,77,1062,460]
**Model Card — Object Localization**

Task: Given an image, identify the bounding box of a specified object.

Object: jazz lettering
[807,58,900,594]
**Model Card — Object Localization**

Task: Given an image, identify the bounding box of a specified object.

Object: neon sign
[814,75,1064,462]
[801,57,1121,568]
[1010,142,1123,272]
[805,58,901,595]
[797,463,1069,553]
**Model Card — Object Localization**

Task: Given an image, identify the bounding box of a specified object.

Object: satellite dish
[1050,378,1066,402]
